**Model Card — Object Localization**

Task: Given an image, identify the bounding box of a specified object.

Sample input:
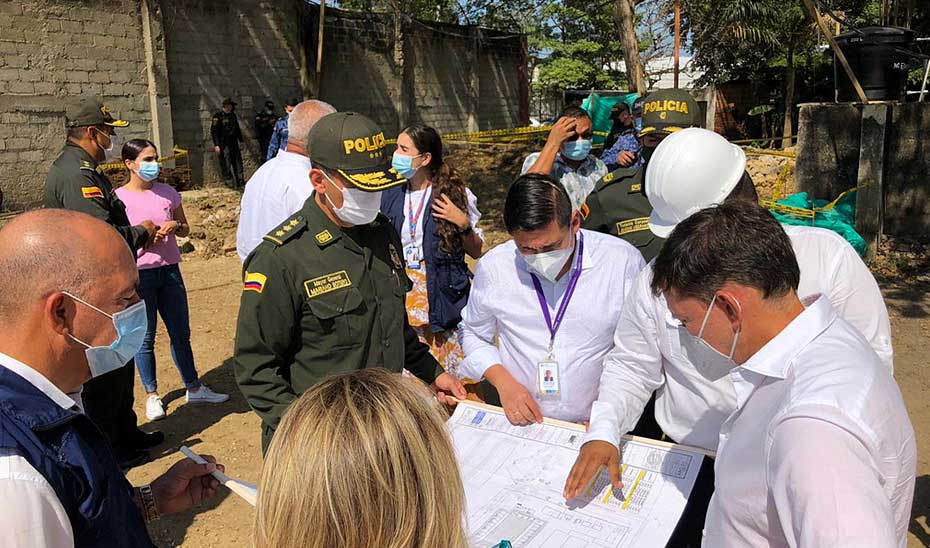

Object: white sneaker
[146,395,167,421]
[185,385,230,405]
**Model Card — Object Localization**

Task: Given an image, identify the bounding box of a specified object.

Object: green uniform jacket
[581,166,665,263]
[44,143,149,251]
[234,195,440,443]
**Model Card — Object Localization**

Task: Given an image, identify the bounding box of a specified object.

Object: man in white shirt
[522,107,608,211]
[236,99,336,262]
[564,128,895,545]
[0,209,225,548]
[650,201,915,547]
[460,174,644,425]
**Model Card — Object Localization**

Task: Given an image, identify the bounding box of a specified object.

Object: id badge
[404,245,421,269]
[537,358,560,396]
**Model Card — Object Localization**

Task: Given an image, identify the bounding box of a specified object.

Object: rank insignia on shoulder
[243,271,267,293]
[81,186,104,199]
[579,202,590,220]
[603,172,614,183]
[630,183,642,193]
[263,216,306,246]
[315,230,333,245]
[79,161,95,172]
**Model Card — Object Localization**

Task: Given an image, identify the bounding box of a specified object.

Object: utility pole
[673,0,680,88]
[315,0,326,95]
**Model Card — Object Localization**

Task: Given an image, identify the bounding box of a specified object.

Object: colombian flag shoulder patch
[81,186,104,199]
[243,271,267,293]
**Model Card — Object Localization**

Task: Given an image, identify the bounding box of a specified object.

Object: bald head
[287,100,336,146]
[0,209,136,322]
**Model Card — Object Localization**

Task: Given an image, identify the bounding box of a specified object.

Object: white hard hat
[645,127,747,238]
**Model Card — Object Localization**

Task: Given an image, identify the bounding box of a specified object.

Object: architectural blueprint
[448,401,705,548]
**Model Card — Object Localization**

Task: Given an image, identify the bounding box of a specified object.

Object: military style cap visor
[65,98,129,128]
[307,112,405,192]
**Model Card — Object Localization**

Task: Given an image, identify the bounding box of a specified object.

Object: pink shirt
[115,183,183,270]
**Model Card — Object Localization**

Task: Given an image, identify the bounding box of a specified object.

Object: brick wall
[0,1,528,211]
[160,0,303,185]
[0,0,153,211]
[309,7,528,136]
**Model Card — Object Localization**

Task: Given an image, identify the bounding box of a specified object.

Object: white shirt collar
[0,352,81,411]
[275,150,312,169]
[736,295,835,381]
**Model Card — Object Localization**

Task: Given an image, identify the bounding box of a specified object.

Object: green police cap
[307,112,405,192]
[639,89,700,137]
[65,98,129,128]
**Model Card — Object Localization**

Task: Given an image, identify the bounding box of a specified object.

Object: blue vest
[382,186,472,333]
[0,367,154,548]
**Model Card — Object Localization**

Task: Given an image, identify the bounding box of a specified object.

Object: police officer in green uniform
[43,97,162,468]
[211,98,244,187]
[234,112,466,451]
[581,89,700,263]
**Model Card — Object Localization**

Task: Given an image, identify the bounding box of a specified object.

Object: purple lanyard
[530,233,584,354]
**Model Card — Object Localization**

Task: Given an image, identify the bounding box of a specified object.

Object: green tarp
[580,92,639,146]
[769,191,867,256]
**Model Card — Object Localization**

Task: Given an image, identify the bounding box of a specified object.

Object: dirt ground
[126,149,929,547]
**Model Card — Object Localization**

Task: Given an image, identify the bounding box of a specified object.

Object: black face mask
[642,145,656,165]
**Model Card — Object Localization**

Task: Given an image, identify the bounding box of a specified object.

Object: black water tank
[834,26,914,102]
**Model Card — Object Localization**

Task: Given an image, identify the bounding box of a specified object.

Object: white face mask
[321,171,382,225]
[94,128,119,161]
[522,234,575,283]
[681,294,741,381]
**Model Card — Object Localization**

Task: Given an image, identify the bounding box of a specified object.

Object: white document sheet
[448,401,705,548]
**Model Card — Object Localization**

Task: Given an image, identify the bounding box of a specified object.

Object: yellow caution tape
[99,147,190,173]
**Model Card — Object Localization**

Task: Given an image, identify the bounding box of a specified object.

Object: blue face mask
[64,293,148,378]
[137,161,160,182]
[391,152,421,179]
[561,139,592,161]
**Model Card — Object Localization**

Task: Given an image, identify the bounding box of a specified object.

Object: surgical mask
[681,294,741,381]
[391,152,421,179]
[94,128,119,161]
[522,235,575,283]
[137,161,160,182]
[64,292,147,378]
[561,139,592,161]
[322,172,382,225]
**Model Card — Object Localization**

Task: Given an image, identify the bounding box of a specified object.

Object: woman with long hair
[253,369,468,548]
[381,125,484,378]
[116,139,228,421]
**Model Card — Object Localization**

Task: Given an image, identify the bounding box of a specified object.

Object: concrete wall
[160,0,303,185]
[795,102,930,240]
[309,6,528,136]
[0,1,528,211]
[0,0,153,212]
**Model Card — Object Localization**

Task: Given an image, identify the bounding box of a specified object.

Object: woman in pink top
[117,139,229,422]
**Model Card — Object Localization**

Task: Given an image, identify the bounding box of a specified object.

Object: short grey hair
[288,100,336,145]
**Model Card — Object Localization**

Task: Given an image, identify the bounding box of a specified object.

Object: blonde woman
[253,369,468,548]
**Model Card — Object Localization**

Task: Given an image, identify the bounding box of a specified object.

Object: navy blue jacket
[381,186,472,333]
[0,367,154,548]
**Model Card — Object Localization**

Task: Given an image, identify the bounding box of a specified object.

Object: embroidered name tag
[617,217,650,236]
[304,270,352,298]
